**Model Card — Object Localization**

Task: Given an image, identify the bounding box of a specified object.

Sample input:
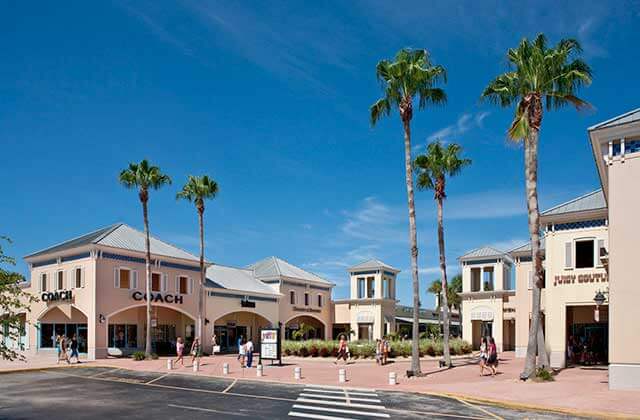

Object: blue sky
[2,1,640,308]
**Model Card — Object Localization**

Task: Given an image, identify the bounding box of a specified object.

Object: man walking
[245,337,254,368]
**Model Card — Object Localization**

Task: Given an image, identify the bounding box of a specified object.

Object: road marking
[90,368,121,378]
[299,393,381,403]
[456,398,504,420]
[288,412,355,420]
[385,407,487,419]
[304,388,377,397]
[145,373,168,385]
[223,378,237,393]
[168,403,250,417]
[303,384,375,392]
[292,404,390,418]
[296,398,385,410]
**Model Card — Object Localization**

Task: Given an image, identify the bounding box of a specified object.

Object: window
[366,277,375,298]
[317,294,323,307]
[56,270,64,290]
[575,239,595,269]
[483,267,494,291]
[289,290,296,305]
[304,292,309,306]
[40,273,48,292]
[383,278,390,299]
[115,268,132,289]
[178,276,189,294]
[151,273,161,292]
[357,277,365,299]
[74,268,83,288]
[471,268,481,292]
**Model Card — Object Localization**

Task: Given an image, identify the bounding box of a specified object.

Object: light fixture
[98,314,106,323]
[594,290,607,306]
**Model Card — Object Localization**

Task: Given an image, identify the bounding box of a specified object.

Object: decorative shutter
[162,274,168,292]
[114,268,120,288]
[597,239,605,264]
[188,278,193,295]
[68,269,74,289]
[40,274,44,292]
[80,268,85,288]
[565,242,573,268]
[132,271,138,289]
[528,271,533,289]
[175,276,180,294]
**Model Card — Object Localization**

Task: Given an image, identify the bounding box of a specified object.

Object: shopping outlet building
[15,224,459,360]
[459,108,640,390]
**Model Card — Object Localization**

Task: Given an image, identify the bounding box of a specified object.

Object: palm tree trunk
[520,128,549,379]
[142,196,152,356]
[437,196,452,367]
[402,116,422,376]
[197,207,205,347]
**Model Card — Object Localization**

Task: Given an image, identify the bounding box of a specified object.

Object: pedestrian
[55,335,62,364]
[375,339,382,365]
[174,336,185,367]
[479,337,488,376]
[334,334,348,365]
[487,337,498,376]
[237,335,244,361]
[382,336,390,366]
[211,332,218,356]
[60,335,70,364]
[238,339,246,368]
[245,337,254,368]
[190,337,202,367]
[69,334,79,364]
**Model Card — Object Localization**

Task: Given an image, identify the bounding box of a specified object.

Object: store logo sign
[131,291,183,304]
[41,290,73,302]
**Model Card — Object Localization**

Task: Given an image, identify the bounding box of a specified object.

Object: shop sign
[259,328,281,363]
[470,308,493,321]
[241,300,256,308]
[553,272,608,287]
[41,290,73,302]
[293,306,321,313]
[131,291,183,304]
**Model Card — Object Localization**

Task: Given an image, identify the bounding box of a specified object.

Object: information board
[259,328,281,363]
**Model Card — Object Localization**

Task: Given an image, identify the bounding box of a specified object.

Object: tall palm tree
[427,279,444,337]
[415,140,471,367]
[119,160,172,356]
[176,175,218,346]
[481,34,592,379]
[370,48,447,375]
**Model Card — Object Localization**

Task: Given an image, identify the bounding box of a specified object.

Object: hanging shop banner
[259,327,281,363]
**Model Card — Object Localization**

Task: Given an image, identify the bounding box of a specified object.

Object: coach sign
[41,290,73,302]
[131,291,184,304]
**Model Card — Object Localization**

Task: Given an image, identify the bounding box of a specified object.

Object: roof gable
[348,259,399,273]
[541,190,606,217]
[589,108,640,131]
[459,246,509,261]
[249,256,332,285]
[206,264,278,296]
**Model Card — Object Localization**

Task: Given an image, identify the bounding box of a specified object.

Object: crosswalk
[289,385,390,420]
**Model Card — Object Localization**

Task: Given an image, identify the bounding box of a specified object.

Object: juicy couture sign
[554,272,608,287]
[131,291,184,304]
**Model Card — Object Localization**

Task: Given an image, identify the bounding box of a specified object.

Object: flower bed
[282,338,472,358]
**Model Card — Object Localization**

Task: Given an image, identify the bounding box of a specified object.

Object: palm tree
[481,34,592,379]
[119,160,172,356]
[176,175,219,347]
[427,279,444,336]
[415,140,471,367]
[370,48,446,375]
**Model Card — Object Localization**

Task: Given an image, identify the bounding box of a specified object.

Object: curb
[426,390,640,419]
[0,362,97,375]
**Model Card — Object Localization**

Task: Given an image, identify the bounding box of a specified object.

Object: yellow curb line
[0,362,99,375]
[424,390,640,420]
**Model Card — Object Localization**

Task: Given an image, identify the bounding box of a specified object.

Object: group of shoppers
[55,334,80,364]
[375,337,391,365]
[236,335,255,368]
[479,336,499,376]
[173,333,255,369]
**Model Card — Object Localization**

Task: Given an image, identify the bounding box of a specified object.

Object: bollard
[223,363,229,375]
[166,359,173,370]
[338,368,346,383]
[294,367,302,380]
[388,371,397,385]
[257,364,263,377]
[193,360,199,372]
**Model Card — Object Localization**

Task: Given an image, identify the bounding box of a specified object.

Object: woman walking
[190,337,202,367]
[60,335,70,364]
[55,335,62,364]
[382,336,390,366]
[487,337,499,376]
[375,339,382,365]
[334,335,348,365]
[174,337,185,367]
[238,338,246,368]
[69,334,79,364]
[479,337,488,376]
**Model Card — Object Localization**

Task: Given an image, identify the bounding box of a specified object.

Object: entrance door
[77,325,88,353]
[237,326,248,346]
[481,321,493,339]
[151,324,177,355]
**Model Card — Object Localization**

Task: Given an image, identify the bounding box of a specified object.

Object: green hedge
[282,338,472,358]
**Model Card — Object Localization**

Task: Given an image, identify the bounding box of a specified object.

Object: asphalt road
[0,367,585,420]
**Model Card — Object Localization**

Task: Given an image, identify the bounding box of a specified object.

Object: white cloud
[577,18,608,58]
[424,111,491,144]
[341,197,405,243]
[443,190,526,220]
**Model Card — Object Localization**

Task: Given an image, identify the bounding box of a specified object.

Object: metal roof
[540,189,606,217]
[25,223,200,262]
[248,256,333,286]
[458,246,508,261]
[588,108,640,131]
[347,259,400,273]
[509,238,546,255]
[206,264,279,296]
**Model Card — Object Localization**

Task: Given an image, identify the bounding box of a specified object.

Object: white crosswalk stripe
[289,386,390,419]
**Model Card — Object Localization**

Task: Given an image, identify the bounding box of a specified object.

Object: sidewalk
[3,351,639,417]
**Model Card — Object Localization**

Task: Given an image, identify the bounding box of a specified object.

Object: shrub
[132,351,146,361]
[535,368,554,382]
[309,344,319,357]
[319,346,330,357]
[149,353,159,360]
[299,346,309,357]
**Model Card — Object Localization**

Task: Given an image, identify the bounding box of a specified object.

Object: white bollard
[166,359,173,370]
[193,360,199,372]
[388,371,397,385]
[338,368,346,383]
[223,363,229,375]
[257,364,263,377]
[294,367,302,380]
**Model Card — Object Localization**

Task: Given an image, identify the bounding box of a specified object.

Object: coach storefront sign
[553,272,608,286]
[41,290,73,302]
[131,291,184,304]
